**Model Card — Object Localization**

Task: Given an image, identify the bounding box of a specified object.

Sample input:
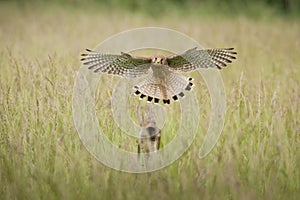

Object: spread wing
[81,49,152,78]
[167,47,237,72]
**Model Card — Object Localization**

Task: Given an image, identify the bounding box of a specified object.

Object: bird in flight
[81,47,237,104]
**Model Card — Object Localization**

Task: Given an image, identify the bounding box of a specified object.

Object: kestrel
[81,47,237,104]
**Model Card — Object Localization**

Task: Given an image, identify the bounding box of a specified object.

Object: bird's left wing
[166,47,237,72]
[81,49,152,78]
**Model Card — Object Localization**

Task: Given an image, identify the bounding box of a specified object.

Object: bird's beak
[156,58,162,64]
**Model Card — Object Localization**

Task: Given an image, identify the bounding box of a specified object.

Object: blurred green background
[10,0,300,18]
[1,0,299,200]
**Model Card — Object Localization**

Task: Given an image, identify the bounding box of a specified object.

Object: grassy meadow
[0,1,299,199]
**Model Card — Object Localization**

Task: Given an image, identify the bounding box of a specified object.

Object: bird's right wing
[81,49,152,78]
[167,47,237,72]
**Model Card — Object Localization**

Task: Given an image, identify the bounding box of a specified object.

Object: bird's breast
[151,64,170,80]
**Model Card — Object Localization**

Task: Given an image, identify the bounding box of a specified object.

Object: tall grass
[0,1,299,199]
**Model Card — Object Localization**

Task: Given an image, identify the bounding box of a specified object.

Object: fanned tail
[133,73,194,104]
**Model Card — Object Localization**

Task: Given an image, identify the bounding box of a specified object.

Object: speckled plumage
[81,47,237,104]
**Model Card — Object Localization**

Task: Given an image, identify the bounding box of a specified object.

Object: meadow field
[0,1,299,199]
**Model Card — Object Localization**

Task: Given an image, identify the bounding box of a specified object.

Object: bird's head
[152,56,167,65]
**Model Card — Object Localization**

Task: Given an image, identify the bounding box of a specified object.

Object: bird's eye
[153,57,157,62]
